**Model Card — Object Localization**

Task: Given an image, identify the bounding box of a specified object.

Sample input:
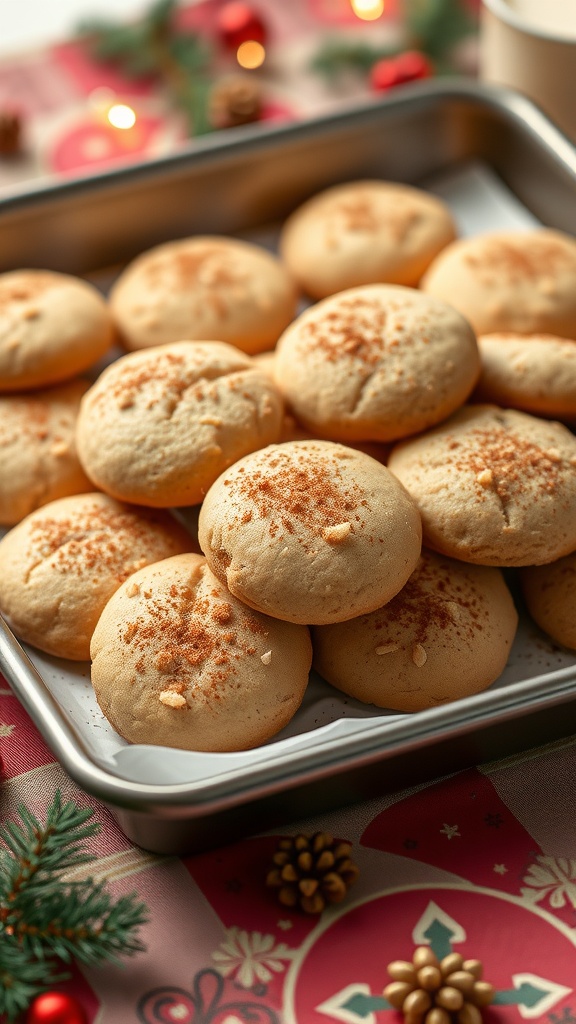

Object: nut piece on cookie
[110,236,298,355]
[421,230,576,338]
[313,548,518,712]
[0,379,92,526]
[90,553,312,751]
[388,404,576,566]
[0,270,114,392]
[0,493,193,660]
[198,440,422,625]
[280,180,456,299]
[475,332,576,420]
[275,284,480,442]
[76,340,284,507]
[522,552,576,651]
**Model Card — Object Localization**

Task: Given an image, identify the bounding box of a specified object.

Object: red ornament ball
[370,50,433,92]
[26,993,88,1024]
[216,2,267,49]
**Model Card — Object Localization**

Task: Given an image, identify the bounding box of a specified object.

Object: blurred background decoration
[0,0,479,188]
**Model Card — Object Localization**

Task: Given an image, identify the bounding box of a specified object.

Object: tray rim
[0,78,575,213]
[2,79,576,817]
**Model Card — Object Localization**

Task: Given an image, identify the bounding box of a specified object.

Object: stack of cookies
[2,180,576,753]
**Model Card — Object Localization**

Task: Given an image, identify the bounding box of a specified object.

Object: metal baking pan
[2,80,576,854]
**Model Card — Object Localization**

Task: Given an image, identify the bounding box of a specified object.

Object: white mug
[481,0,576,141]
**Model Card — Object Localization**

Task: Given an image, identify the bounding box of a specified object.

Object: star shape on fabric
[484,812,504,828]
[439,823,461,840]
[493,863,508,875]
[0,723,14,737]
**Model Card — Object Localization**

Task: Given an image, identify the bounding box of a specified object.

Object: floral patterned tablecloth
[2,676,576,1024]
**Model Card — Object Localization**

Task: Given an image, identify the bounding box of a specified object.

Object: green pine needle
[0,791,148,1022]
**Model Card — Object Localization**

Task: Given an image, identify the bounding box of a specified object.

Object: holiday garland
[0,792,148,1021]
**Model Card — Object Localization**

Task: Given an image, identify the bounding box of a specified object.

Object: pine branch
[0,792,149,1021]
[11,882,148,966]
[0,791,99,904]
[78,0,214,134]
[0,942,62,1021]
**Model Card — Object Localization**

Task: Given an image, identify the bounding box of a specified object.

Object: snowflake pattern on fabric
[522,857,576,910]
[212,928,294,988]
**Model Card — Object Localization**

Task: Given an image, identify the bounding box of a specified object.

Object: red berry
[216,3,267,49]
[370,50,433,92]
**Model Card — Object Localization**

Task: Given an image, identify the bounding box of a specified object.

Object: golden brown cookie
[198,440,422,624]
[475,333,576,419]
[0,380,92,526]
[280,180,456,299]
[388,404,576,566]
[0,493,192,660]
[421,230,576,337]
[313,548,518,711]
[522,553,576,650]
[76,341,284,507]
[0,270,114,391]
[110,236,298,355]
[274,285,480,442]
[90,553,312,751]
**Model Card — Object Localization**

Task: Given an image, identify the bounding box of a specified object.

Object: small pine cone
[266,831,359,914]
[384,948,495,1024]
[209,76,263,130]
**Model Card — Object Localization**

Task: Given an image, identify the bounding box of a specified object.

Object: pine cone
[209,76,262,130]
[384,949,495,1024]
[266,832,359,914]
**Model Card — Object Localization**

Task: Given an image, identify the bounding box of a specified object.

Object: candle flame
[107,104,137,130]
[236,40,266,69]
[351,0,385,19]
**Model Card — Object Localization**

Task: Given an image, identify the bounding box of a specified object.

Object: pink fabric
[2,676,576,1024]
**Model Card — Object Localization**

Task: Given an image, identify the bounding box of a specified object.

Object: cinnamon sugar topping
[232,446,368,536]
[465,236,574,284]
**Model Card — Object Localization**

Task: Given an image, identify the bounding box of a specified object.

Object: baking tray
[2,80,576,854]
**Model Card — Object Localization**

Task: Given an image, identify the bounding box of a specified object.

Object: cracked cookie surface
[198,439,422,624]
[274,285,479,442]
[0,492,192,659]
[388,404,576,565]
[76,340,284,507]
[0,379,92,526]
[313,547,518,711]
[90,553,312,751]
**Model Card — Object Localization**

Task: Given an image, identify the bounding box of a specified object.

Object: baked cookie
[0,270,114,391]
[421,230,576,337]
[76,341,284,507]
[90,553,312,751]
[110,236,298,355]
[0,380,92,526]
[475,333,576,419]
[313,548,518,712]
[0,493,192,660]
[280,180,456,299]
[274,285,480,442]
[388,404,576,566]
[522,553,576,650]
[198,440,422,624]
